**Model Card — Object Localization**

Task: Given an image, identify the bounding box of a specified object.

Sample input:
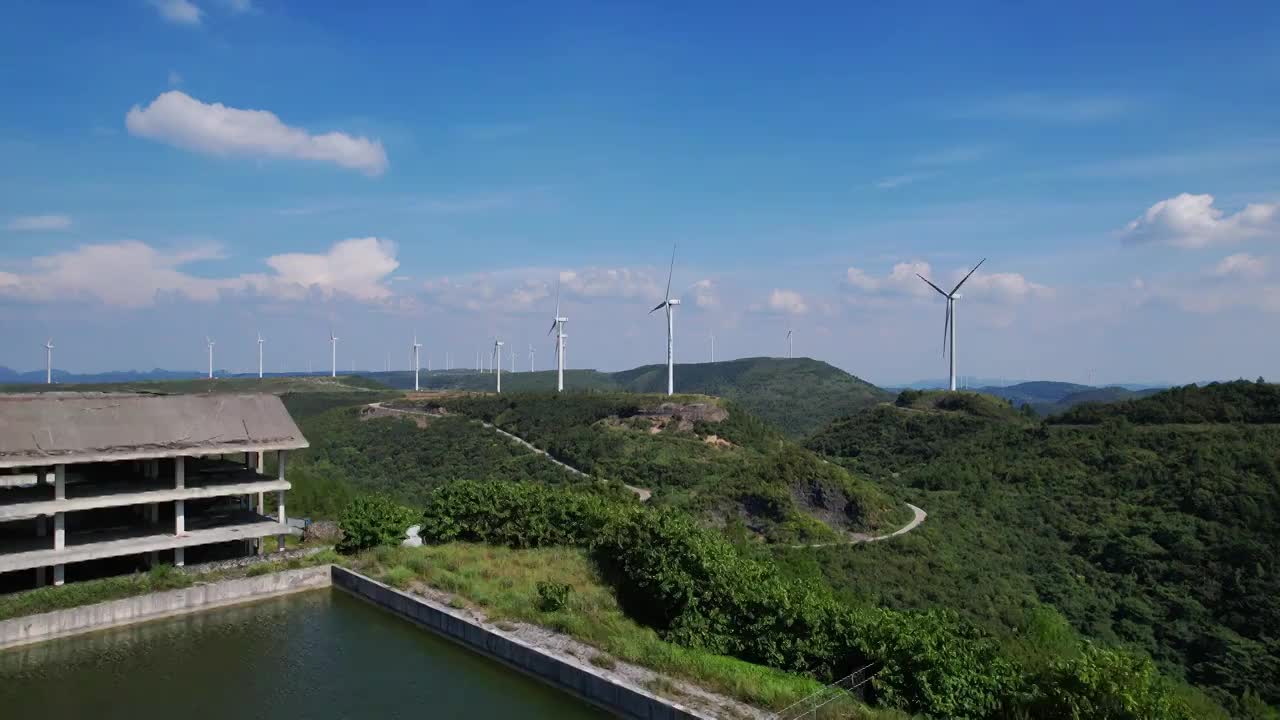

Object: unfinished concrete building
[0,393,309,590]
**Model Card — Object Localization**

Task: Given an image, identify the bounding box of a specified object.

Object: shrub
[337,494,419,553]
[383,565,415,589]
[1027,644,1196,720]
[536,581,573,612]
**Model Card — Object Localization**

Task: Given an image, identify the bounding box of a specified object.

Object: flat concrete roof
[0,393,308,469]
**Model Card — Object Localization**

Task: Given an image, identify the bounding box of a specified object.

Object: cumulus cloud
[0,238,400,307]
[149,0,202,25]
[126,91,388,176]
[766,289,809,315]
[1123,193,1278,248]
[246,238,400,301]
[844,261,1050,303]
[7,214,72,231]
[1211,253,1268,279]
[560,267,660,300]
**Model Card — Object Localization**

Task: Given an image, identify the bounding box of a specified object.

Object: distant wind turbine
[787,328,793,359]
[510,347,515,373]
[257,333,264,379]
[548,278,567,392]
[709,332,715,363]
[412,335,422,391]
[917,258,986,392]
[44,338,53,385]
[529,344,535,372]
[493,339,504,393]
[206,337,215,379]
[649,244,680,395]
[329,330,339,378]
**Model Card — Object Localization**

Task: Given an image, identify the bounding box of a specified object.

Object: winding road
[365,401,924,540]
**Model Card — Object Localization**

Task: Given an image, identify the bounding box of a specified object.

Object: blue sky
[2,1,1279,385]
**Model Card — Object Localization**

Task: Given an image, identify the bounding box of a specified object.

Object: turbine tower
[329,330,338,378]
[916,258,986,392]
[43,338,53,385]
[649,244,680,396]
[257,333,264,379]
[709,332,715,363]
[206,337,215,379]
[492,339,504,393]
[787,328,793,359]
[529,344,535,372]
[412,335,422,391]
[548,279,567,392]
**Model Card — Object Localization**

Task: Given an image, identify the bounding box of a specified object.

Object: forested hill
[370,357,890,437]
[800,389,1280,716]
[611,357,889,436]
[1050,379,1280,424]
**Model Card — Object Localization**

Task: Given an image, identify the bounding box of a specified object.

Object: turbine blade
[664,243,676,301]
[650,300,668,314]
[548,319,557,336]
[554,277,561,317]
[950,258,987,295]
[942,302,951,358]
[916,273,949,297]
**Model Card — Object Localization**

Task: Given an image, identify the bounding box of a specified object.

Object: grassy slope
[369,357,890,438]
[409,392,904,543]
[803,387,1280,715]
[350,543,901,719]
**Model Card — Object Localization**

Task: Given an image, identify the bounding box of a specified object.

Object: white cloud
[149,0,202,25]
[964,93,1136,123]
[560,267,660,300]
[874,174,924,190]
[690,279,719,309]
[246,238,400,301]
[7,214,72,231]
[844,261,1050,303]
[766,289,808,315]
[0,238,400,307]
[167,70,183,87]
[1123,193,1278,248]
[221,0,254,12]
[1212,253,1268,279]
[126,91,388,176]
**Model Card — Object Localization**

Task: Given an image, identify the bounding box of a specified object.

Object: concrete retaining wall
[332,566,708,720]
[0,565,331,649]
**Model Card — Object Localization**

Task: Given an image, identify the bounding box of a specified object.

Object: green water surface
[0,590,608,719]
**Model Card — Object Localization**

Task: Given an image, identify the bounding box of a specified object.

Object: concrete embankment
[332,566,711,720]
[0,565,331,649]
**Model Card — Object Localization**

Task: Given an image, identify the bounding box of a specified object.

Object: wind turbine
[257,333,264,379]
[709,332,715,363]
[412,335,422,391]
[529,344,535,372]
[206,337,215,379]
[329,330,338,378]
[510,347,516,373]
[548,279,567,392]
[649,244,680,396]
[787,328,793,359]
[916,258,986,392]
[492,339,504,393]
[43,338,53,385]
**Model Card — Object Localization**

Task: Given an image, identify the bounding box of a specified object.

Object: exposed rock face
[641,402,728,423]
[304,519,344,544]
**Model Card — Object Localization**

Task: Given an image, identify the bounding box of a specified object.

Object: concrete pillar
[35,515,47,587]
[255,451,265,475]
[276,489,286,552]
[54,464,65,500]
[175,456,184,489]
[277,450,287,481]
[175,458,186,566]
[175,500,185,535]
[54,512,64,550]
[53,564,64,586]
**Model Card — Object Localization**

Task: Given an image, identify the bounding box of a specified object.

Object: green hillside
[366,357,890,438]
[395,392,905,543]
[802,385,1280,717]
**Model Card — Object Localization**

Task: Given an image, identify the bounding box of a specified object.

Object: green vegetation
[373,357,889,437]
[355,479,1204,719]
[347,542,895,718]
[336,495,420,553]
[803,384,1279,717]
[0,550,339,621]
[283,403,593,517]
[417,392,902,542]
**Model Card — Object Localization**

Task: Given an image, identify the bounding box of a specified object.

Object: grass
[0,548,339,621]
[348,542,905,719]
